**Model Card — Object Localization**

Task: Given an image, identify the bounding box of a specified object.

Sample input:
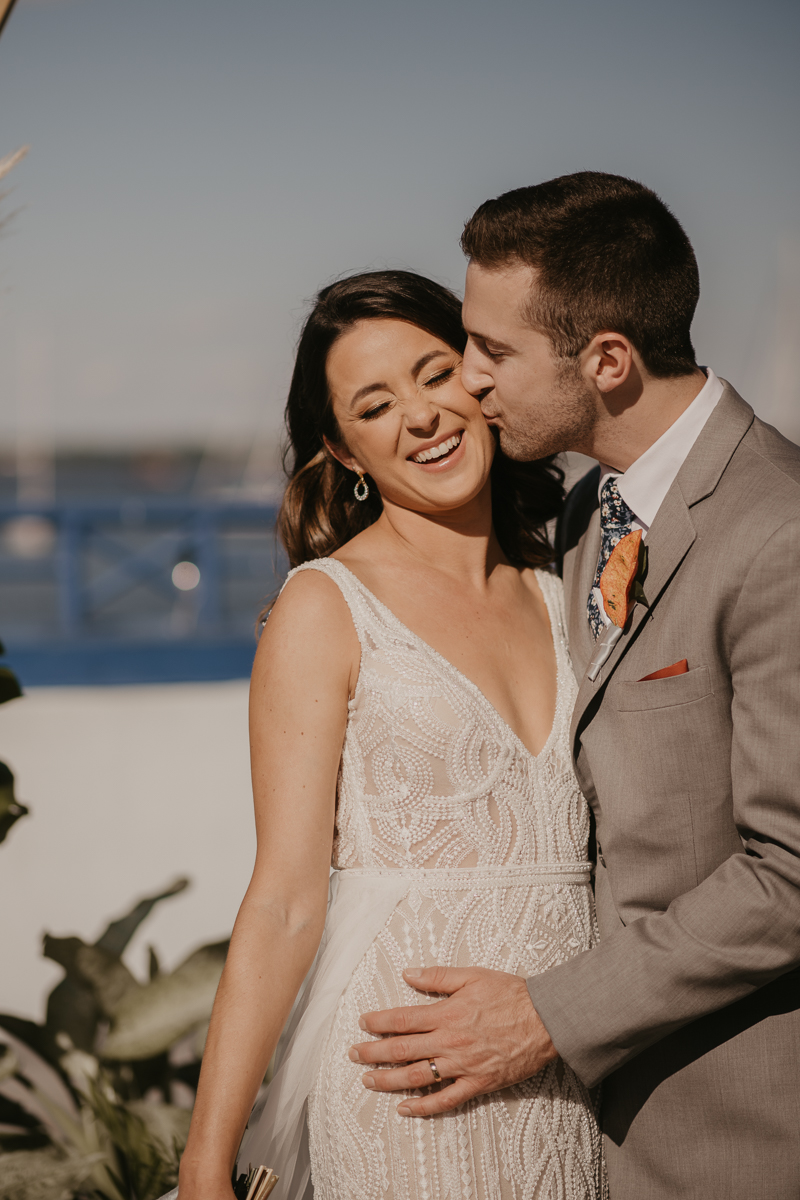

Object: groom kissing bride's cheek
[351,174,800,1199]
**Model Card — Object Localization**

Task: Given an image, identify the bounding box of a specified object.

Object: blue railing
[0,499,282,685]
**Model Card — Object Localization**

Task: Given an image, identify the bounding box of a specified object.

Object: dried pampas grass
[0,144,29,236]
[0,144,29,183]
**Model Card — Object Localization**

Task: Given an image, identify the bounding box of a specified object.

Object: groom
[350,173,800,1197]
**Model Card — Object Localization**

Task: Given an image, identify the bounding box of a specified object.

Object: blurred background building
[0,447,281,686]
[1,0,798,1021]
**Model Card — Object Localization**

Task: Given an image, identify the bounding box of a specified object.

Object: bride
[175,270,604,1199]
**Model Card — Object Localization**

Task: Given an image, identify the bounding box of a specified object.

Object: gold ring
[428,1059,442,1083]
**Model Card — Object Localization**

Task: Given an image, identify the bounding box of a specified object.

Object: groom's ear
[583,332,635,395]
[322,434,362,476]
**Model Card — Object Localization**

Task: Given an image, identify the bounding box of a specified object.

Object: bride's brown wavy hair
[278,269,564,571]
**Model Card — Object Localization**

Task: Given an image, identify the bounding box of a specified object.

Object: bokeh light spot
[172,561,201,591]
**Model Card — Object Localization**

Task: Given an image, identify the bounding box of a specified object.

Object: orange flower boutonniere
[599,530,650,629]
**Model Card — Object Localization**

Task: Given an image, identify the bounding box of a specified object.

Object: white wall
[0,681,256,1022]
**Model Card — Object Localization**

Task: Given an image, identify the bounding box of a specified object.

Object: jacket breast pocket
[612,665,712,712]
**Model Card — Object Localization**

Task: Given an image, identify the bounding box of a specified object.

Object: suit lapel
[674,381,754,507]
[569,381,754,742]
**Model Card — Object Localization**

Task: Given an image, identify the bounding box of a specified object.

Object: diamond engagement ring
[428,1059,442,1083]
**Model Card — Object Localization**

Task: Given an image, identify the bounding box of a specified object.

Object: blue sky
[1,0,798,449]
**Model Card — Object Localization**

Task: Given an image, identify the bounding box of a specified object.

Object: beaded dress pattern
[287,559,603,1200]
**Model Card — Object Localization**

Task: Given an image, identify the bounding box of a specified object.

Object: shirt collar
[598,367,724,531]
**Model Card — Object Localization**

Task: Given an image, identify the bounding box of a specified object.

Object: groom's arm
[527,514,800,1088]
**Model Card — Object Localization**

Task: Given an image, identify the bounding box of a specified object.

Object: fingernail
[404,969,422,981]
[397,1103,412,1116]
[348,1048,360,1062]
[358,1017,366,1030]
[363,1075,375,1089]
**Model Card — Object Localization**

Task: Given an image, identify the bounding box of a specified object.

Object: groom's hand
[349,966,557,1116]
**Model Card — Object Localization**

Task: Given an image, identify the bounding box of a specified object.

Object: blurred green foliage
[0,635,233,1196]
[0,878,229,1198]
[0,640,28,846]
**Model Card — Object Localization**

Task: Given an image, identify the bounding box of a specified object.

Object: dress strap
[281,558,372,649]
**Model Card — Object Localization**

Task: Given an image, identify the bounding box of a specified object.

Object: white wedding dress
[229,559,605,1200]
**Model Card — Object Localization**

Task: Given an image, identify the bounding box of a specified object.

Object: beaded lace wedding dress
[234,558,605,1200]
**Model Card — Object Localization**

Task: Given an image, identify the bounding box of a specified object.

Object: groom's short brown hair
[461,172,699,378]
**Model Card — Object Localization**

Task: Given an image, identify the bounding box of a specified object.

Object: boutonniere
[600,530,649,629]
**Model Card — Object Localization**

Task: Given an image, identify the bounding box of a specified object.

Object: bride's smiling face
[325,318,496,515]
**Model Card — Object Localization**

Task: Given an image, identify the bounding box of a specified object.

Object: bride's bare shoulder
[254,564,360,690]
[268,564,353,631]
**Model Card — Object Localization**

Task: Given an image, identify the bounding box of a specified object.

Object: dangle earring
[354,472,369,501]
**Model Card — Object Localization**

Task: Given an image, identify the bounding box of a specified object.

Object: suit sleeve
[527,516,800,1088]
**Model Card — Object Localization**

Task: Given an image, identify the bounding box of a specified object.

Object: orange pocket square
[639,659,689,682]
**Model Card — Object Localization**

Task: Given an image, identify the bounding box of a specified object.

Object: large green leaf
[95,877,189,959]
[101,941,228,1061]
[0,1147,99,1200]
[0,665,22,705]
[42,937,140,1018]
[45,979,101,1056]
[0,763,28,846]
[0,641,22,706]
[44,877,190,1054]
[0,638,21,700]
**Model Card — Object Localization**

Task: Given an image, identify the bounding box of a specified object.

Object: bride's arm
[177,571,359,1198]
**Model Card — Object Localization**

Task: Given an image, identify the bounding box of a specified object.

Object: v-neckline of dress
[326,558,564,765]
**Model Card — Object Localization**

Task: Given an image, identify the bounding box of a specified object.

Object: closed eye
[360,400,392,421]
[470,335,506,361]
[424,367,456,388]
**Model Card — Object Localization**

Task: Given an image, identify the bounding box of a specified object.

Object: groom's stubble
[488,354,598,464]
[462,260,599,464]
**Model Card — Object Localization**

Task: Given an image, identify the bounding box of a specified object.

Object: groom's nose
[461,338,494,400]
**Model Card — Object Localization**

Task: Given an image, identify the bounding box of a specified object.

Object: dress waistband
[334,862,593,888]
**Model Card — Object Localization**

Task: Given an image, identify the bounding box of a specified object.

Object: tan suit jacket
[527,383,800,1198]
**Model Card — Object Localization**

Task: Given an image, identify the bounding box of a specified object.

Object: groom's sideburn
[532,381,800,1200]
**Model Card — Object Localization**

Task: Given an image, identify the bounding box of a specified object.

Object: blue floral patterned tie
[587,476,636,639]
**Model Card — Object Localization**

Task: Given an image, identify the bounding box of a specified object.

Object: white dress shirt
[591,367,724,627]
